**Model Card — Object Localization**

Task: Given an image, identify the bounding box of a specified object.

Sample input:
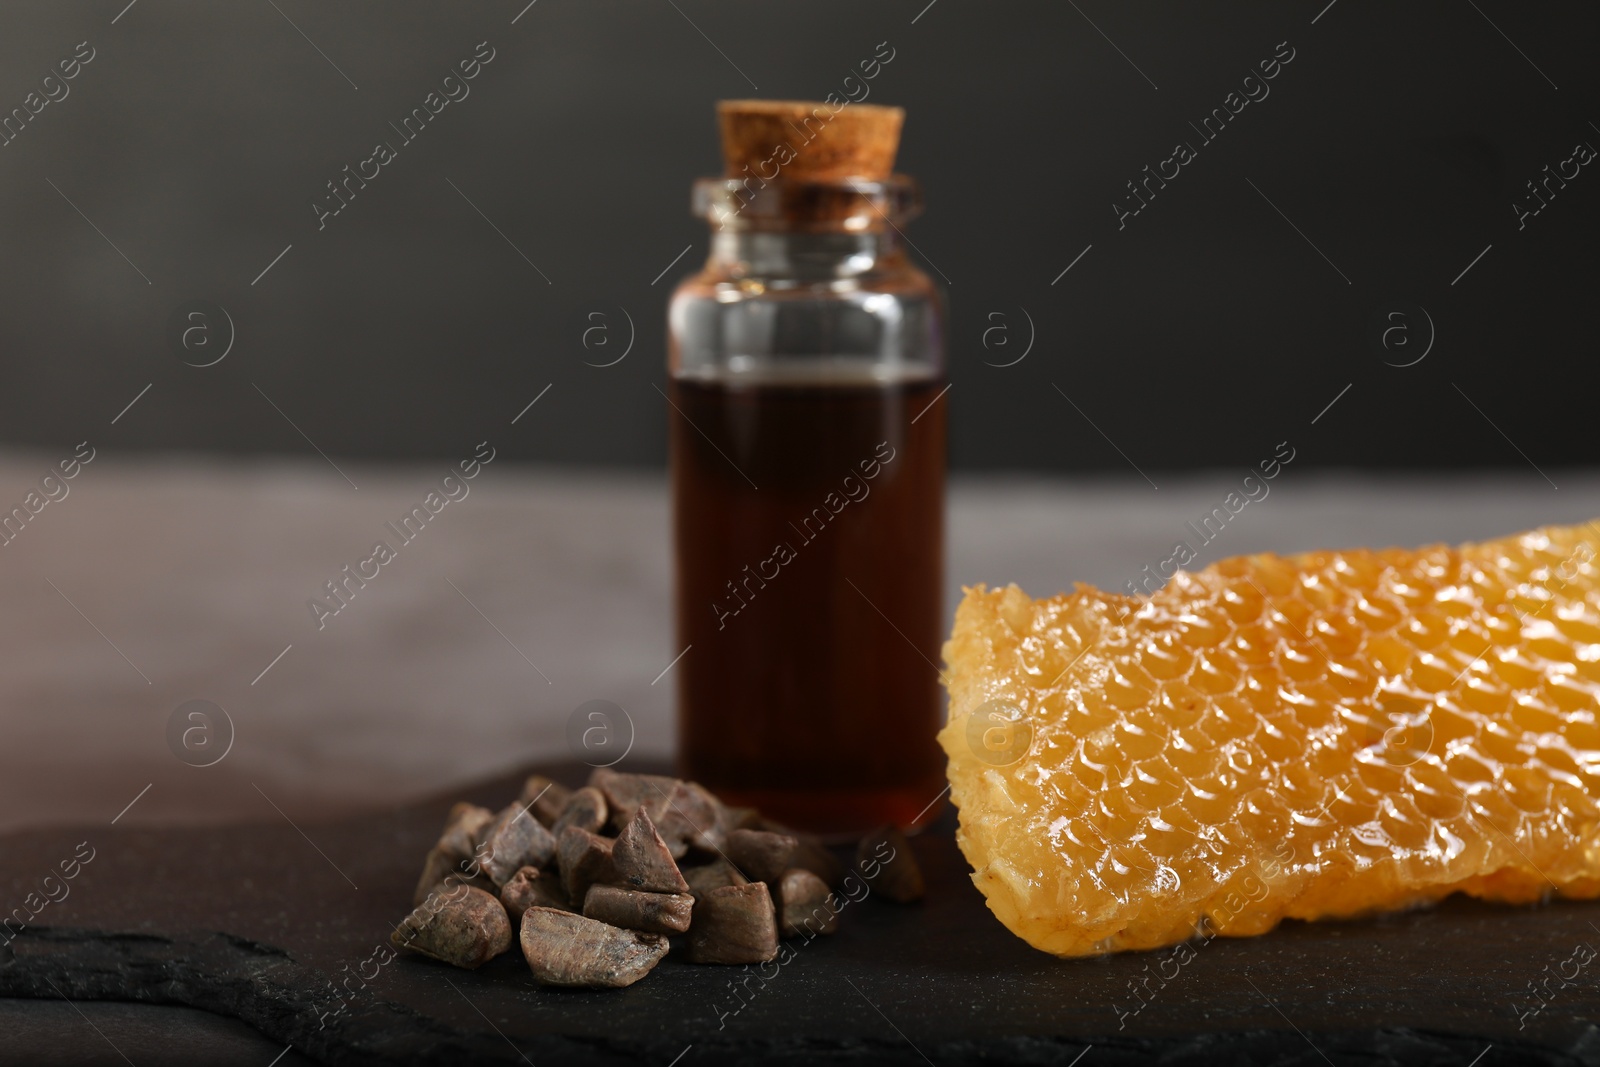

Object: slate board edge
[2,927,1597,1067]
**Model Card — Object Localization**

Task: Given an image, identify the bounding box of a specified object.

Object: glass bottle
[668,163,947,837]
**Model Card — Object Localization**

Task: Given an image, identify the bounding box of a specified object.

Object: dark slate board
[2,762,1598,1066]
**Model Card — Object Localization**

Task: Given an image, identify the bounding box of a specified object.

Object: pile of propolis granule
[391,768,924,987]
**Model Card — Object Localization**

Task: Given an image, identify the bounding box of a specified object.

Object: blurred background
[0,0,1594,471]
[1,0,1597,834]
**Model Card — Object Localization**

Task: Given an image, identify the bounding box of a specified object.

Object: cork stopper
[717,100,904,182]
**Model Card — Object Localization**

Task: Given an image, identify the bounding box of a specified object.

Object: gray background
[0,0,1595,473]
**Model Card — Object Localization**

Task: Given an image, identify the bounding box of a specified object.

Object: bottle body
[669,178,947,836]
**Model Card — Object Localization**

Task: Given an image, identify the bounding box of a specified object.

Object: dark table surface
[3,762,1599,1066]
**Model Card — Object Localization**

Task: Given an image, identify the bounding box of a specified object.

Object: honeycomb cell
[939,521,1600,956]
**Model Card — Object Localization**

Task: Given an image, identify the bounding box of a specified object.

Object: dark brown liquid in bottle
[672,374,946,837]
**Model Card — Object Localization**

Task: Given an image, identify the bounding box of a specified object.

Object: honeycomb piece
[939,522,1600,956]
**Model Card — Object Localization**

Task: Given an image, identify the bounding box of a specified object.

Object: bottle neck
[707,230,904,283]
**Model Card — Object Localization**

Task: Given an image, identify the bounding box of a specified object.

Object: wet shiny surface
[941,522,1600,956]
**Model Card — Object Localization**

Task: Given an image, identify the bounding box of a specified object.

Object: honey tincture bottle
[668,100,947,837]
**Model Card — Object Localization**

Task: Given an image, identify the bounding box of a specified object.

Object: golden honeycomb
[938,522,1600,956]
